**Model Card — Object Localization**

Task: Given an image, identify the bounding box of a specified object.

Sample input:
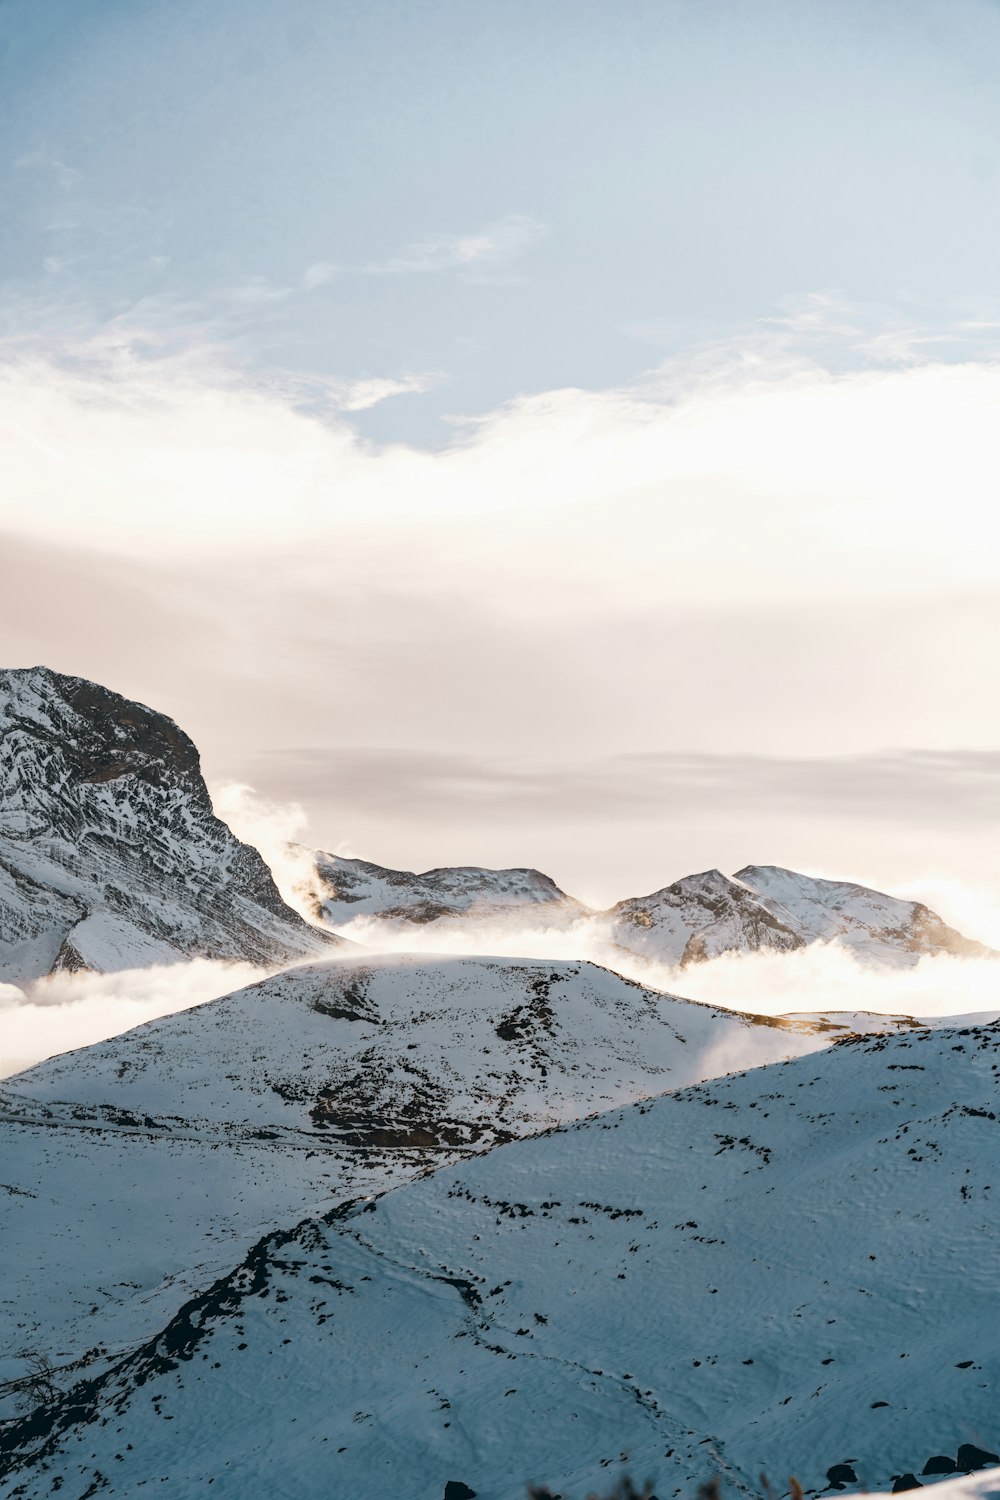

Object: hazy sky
[3,0,1000,906]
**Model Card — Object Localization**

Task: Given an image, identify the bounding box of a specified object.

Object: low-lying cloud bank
[4,902,999,1080]
[0,960,268,1078]
[332,911,1000,1026]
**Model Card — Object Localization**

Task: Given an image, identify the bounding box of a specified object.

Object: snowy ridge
[605,866,992,969]
[5,1020,1000,1499]
[310,852,586,928]
[0,953,826,1405]
[309,851,991,972]
[606,868,804,965]
[736,866,989,962]
[0,667,336,983]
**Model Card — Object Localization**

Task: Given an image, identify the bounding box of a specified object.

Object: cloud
[5,318,1000,623]
[302,262,336,289]
[14,152,82,192]
[315,907,1000,1028]
[298,215,545,288]
[5,916,998,1081]
[248,746,1000,829]
[0,960,266,1077]
[361,213,546,276]
[323,371,443,411]
[3,315,1000,904]
[209,781,321,921]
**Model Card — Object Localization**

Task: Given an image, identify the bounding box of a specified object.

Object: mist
[0,960,274,1078]
[330,910,1000,1026]
[5,782,1000,1077]
[209,780,324,923]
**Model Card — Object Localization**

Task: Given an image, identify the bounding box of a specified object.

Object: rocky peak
[0,667,337,982]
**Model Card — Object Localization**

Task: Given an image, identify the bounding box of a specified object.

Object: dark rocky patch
[495,972,561,1047]
[921,1457,958,1476]
[958,1444,999,1472]
[826,1464,858,1489]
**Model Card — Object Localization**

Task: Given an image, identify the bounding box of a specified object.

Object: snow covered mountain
[0,667,335,983]
[6,1017,999,1499]
[605,864,992,968]
[309,851,586,930]
[305,848,989,973]
[736,865,990,962]
[0,952,828,1415]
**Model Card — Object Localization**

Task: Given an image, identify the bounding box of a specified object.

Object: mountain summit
[607,864,991,967]
[310,851,586,928]
[0,667,336,983]
[303,847,991,971]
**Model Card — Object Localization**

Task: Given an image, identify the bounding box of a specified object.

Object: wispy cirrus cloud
[322,370,443,411]
[14,150,82,192]
[368,213,545,275]
[626,288,1000,381]
[302,213,546,288]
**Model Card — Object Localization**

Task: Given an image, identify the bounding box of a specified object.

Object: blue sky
[4,0,1000,441]
[3,0,1000,910]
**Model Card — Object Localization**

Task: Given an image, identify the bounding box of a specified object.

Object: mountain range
[1,667,997,1500]
[2,668,988,992]
[307,853,990,970]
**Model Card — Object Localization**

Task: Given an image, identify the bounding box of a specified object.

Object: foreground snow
[4,1020,1000,1499]
[0,953,829,1406]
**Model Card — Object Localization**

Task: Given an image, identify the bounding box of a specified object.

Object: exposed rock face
[0,667,336,982]
[607,868,805,967]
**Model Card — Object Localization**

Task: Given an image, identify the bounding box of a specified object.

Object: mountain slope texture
[0,952,827,1408]
[310,851,586,929]
[606,864,991,967]
[0,667,335,982]
[3,1020,1000,1498]
[307,849,990,971]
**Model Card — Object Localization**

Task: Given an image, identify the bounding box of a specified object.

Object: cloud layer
[2,321,999,898]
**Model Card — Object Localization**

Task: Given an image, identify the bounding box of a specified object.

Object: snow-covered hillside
[0,667,335,983]
[605,865,991,968]
[5,1019,1000,1499]
[0,953,825,1410]
[309,851,586,929]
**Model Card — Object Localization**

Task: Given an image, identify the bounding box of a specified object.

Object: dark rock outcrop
[0,666,336,981]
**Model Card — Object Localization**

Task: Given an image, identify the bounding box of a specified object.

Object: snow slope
[605,866,992,969]
[6,1019,1000,1499]
[0,667,335,983]
[0,953,825,1409]
[736,866,989,963]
